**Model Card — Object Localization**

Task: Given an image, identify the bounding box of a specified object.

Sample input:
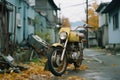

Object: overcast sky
[54,0,112,22]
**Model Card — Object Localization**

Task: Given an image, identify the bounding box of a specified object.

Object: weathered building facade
[34,0,60,43]
[0,0,60,55]
[97,0,120,51]
[96,3,109,48]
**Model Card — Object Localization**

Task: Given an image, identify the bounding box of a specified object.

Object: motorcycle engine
[67,43,80,60]
[72,51,80,60]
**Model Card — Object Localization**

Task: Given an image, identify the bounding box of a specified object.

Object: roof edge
[102,0,120,13]
[96,2,109,12]
[48,0,60,10]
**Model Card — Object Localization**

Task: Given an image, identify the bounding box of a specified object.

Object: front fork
[60,39,84,61]
[60,38,68,61]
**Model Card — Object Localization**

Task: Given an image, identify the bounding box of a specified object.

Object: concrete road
[52,49,120,80]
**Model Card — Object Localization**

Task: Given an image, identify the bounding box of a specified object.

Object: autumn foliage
[87,0,99,30]
[61,17,71,27]
[0,58,88,80]
[0,60,53,80]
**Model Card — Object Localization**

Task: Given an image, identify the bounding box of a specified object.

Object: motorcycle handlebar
[74,24,93,31]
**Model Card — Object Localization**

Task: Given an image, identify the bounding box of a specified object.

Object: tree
[87,0,99,30]
[61,17,71,27]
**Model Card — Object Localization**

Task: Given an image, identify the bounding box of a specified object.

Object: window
[17,13,22,27]
[28,17,34,26]
[113,13,119,30]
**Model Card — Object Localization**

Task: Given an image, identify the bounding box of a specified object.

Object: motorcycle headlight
[59,32,67,40]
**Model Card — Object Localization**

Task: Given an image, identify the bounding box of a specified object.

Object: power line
[62,0,94,9]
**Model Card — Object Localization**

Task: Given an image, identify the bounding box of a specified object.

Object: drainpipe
[1,0,4,52]
[86,0,89,48]
[1,0,6,55]
[5,8,10,56]
[55,10,58,42]
[23,5,26,40]
[13,6,16,52]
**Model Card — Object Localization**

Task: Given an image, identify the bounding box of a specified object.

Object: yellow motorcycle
[48,26,86,76]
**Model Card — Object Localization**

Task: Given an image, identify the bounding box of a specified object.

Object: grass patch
[30,58,47,67]
[30,58,40,63]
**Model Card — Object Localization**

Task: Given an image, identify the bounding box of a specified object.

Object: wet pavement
[52,49,120,80]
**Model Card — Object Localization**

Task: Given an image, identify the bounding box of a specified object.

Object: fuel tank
[68,31,84,42]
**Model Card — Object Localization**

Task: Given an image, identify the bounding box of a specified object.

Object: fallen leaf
[0,58,52,80]
[112,64,116,67]
[79,65,88,70]
[67,76,86,80]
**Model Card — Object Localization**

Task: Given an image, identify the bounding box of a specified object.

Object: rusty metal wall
[0,1,10,55]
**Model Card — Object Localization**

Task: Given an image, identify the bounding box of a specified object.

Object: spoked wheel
[48,47,67,76]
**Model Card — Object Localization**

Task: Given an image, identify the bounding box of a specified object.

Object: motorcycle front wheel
[48,47,67,76]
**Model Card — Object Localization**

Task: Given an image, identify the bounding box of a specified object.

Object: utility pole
[86,0,88,23]
[86,0,89,48]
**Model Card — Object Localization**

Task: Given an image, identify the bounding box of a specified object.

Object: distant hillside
[70,21,85,29]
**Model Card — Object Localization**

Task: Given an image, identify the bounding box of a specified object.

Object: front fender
[52,43,63,48]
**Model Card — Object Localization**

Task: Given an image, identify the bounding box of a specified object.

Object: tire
[74,50,83,68]
[48,47,67,76]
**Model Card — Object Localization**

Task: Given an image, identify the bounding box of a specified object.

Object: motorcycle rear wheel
[74,51,83,68]
[48,47,67,76]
